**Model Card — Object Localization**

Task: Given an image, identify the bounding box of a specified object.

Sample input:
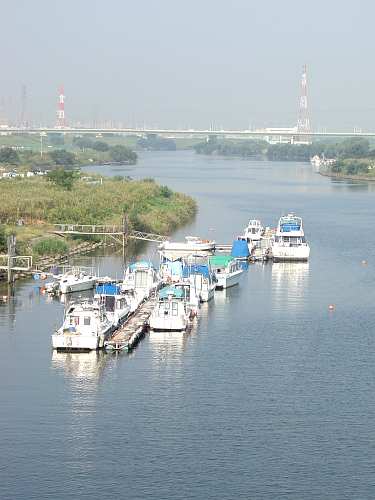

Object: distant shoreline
[317,171,375,182]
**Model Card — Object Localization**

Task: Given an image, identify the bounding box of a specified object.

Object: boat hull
[216,270,243,289]
[149,316,188,331]
[52,333,103,350]
[272,245,310,262]
[59,278,97,294]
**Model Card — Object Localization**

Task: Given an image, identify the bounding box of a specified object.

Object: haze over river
[1,151,375,499]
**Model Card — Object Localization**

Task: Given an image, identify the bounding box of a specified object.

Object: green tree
[109,145,137,163]
[0,147,19,164]
[46,168,79,190]
[49,134,65,147]
[0,225,7,253]
[92,141,110,152]
[337,137,370,159]
[49,149,75,166]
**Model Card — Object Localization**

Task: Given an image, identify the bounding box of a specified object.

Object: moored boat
[52,298,114,350]
[149,287,191,331]
[158,236,216,252]
[121,261,162,308]
[209,255,243,289]
[271,213,310,262]
[182,263,217,302]
[53,266,98,294]
[94,282,130,328]
[242,219,264,242]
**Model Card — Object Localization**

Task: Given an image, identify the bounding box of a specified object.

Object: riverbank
[318,170,375,181]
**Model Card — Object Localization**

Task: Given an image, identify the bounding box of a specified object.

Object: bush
[32,237,69,257]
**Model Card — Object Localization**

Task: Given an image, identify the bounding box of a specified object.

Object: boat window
[290,237,298,247]
[70,316,79,325]
[163,301,170,310]
[84,316,91,326]
[283,236,290,243]
[172,302,178,316]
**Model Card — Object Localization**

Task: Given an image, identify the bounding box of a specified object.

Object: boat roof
[183,265,211,277]
[209,255,235,266]
[129,261,156,270]
[159,286,184,298]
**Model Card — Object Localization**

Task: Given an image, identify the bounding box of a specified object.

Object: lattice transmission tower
[19,84,28,129]
[57,86,66,128]
[295,63,311,144]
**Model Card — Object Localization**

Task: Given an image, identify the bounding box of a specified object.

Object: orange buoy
[3,295,8,301]
[329,305,334,311]
[210,228,213,231]
[362,260,367,265]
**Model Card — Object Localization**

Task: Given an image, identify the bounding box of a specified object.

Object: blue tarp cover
[183,265,211,278]
[231,240,250,258]
[96,283,121,295]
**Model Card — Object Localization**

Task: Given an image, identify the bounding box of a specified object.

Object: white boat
[271,213,310,262]
[173,281,201,317]
[94,282,131,328]
[182,263,217,302]
[209,255,243,289]
[159,236,216,252]
[52,298,114,350]
[149,287,192,331]
[121,261,162,309]
[241,219,264,242]
[52,266,98,294]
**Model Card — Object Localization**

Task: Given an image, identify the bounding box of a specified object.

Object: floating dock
[104,297,156,352]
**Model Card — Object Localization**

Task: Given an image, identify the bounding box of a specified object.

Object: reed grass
[0,176,197,237]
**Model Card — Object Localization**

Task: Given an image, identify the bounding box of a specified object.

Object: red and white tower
[57,86,66,128]
[295,63,311,144]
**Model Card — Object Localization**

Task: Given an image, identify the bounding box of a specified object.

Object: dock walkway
[104,297,156,351]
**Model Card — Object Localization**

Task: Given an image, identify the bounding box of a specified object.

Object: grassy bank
[0,175,197,254]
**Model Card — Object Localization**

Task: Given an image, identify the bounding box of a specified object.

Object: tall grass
[0,177,197,235]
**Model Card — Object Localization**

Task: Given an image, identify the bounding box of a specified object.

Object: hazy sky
[2,0,375,132]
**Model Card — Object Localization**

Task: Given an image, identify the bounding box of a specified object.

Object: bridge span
[3,126,375,140]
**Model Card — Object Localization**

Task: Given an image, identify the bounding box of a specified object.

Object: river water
[1,151,375,499]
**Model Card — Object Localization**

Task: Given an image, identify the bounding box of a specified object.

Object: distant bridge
[3,126,375,140]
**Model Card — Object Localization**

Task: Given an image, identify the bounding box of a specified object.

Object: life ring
[167,277,172,282]
[93,311,99,318]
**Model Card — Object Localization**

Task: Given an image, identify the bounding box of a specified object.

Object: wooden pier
[104,297,156,352]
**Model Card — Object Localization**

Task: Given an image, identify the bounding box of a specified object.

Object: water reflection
[271,262,309,313]
[51,350,108,384]
[148,327,193,373]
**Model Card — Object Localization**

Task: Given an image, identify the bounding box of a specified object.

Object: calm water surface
[1,151,375,499]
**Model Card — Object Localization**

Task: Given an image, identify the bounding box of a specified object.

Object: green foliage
[159,186,173,198]
[329,158,371,175]
[109,145,138,163]
[137,137,176,151]
[46,168,80,190]
[32,237,69,257]
[48,149,76,166]
[74,138,94,150]
[0,147,19,164]
[92,141,110,152]
[0,175,197,235]
[193,141,220,155]
[0,225,7,253]
[49,134,65,147]
[336,137,369,159]
[113,175,125,181]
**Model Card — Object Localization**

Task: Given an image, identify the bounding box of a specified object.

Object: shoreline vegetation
[0,174,197,261]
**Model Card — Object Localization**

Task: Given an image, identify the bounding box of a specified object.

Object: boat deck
[104,297,156,351]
